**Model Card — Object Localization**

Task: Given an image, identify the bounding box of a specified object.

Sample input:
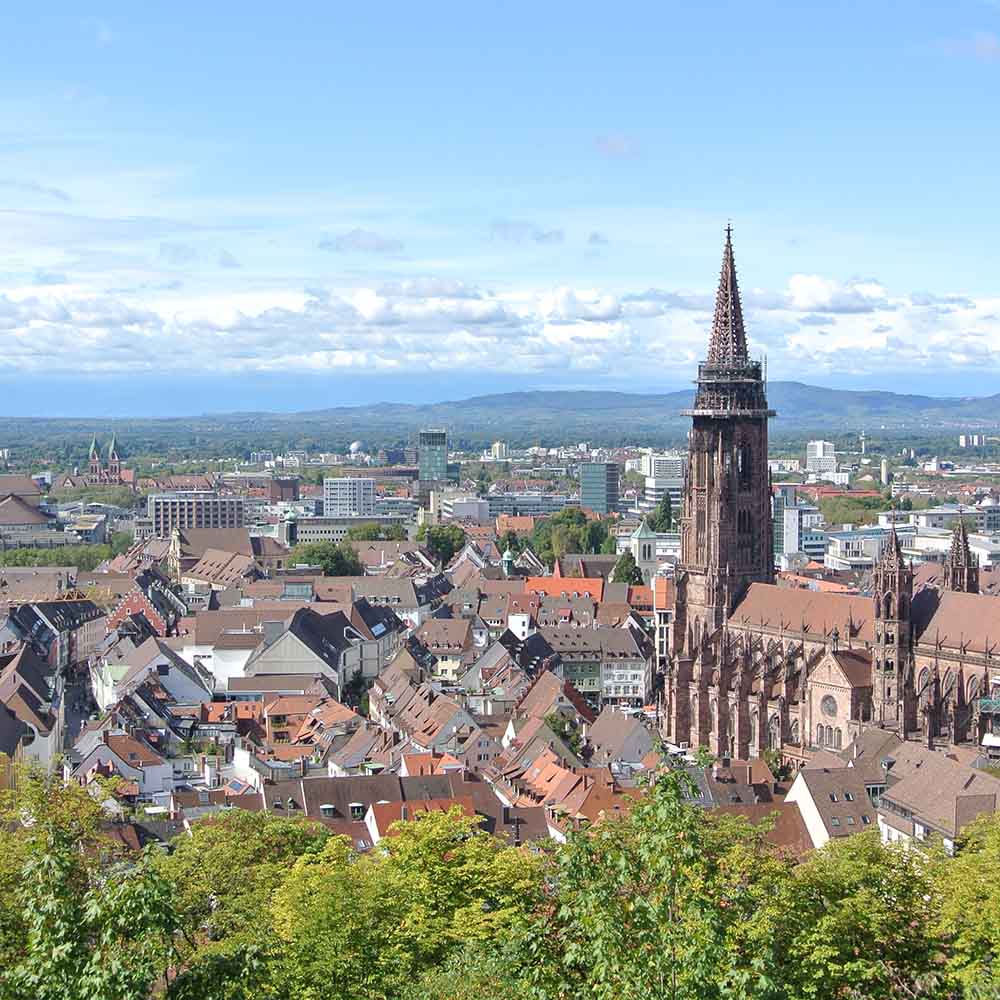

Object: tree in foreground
[271,807,542,1000]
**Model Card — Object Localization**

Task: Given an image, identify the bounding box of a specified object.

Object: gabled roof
[0,494,52,526]
[911,586,1000,655]
[828,648,873,689]
[515,669,596,725]
[0,475,41,498]
[587,706,653,764]
[882,753,1000,839]
[729,582,876,643]
[177,528,256,560]
[792,767,875,838]
[184,548,258,587]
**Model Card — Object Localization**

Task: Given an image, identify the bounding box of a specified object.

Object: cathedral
[664,230,1000,763]
[88,434,125,485]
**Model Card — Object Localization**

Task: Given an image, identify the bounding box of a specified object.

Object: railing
[978,698,1000,712]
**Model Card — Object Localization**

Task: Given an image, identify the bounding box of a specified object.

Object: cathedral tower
[671,227,775,661]
[871,529,915,730]
[943,519,979,594]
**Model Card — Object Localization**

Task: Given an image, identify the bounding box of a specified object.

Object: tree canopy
[287,540,364,576]
[611,550,644,585]
[4,761,1000,999]
[647,492,674,532]
[344,522,407,541]
[415,523,466,564]
[531,508,610,567]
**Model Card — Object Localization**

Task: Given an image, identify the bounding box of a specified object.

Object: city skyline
[1,3,999,414]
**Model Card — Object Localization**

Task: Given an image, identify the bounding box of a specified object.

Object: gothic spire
[944,518,979,593]
[706,225,749,365]
[948,518,973,567]
[879,527,904,571]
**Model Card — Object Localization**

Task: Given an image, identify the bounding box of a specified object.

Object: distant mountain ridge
[3,381,999,458]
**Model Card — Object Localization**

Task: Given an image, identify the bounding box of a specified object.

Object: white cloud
[0,265,995,386]
[318,228,404,254]
[785,274,889,313]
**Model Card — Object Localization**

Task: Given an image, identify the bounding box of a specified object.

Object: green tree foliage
[935,812,1000,992]
[7,760,1000,999]
[0,543,113,571]
[513,768,795,1000]
[415,523,466,564]
[531,509,610,567]
[3,836,177,1000]
[497,530,525,556]
[287,540,364,576]
[49,485,143,509]
[648,492,674,532]
[611,550,645,585]
[270,807,542,1000]
[817,495,886,527]
[345,522,407,541]
[109,530,134,556]
[154,811,328,993]
[0,767,177,999]
[765,830,947,999]
[544,712,583,756]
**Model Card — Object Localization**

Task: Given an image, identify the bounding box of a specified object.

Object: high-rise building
[806,440,837,476]
[579,462,620,515]
[490,441,509,461]
[323,477,376,517]
[418,429,448,482]
[146,492,245,537]
[771,483,797,559]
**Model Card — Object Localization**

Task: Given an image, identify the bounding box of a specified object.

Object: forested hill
[4,381,1000,459]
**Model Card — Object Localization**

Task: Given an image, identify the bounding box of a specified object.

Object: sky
[0,1,999,416]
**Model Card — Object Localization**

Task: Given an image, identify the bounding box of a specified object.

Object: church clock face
[821,694,838,718]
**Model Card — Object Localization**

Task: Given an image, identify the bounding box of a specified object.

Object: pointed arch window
[736,442,752,490]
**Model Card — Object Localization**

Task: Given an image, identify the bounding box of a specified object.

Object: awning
[981,733,1000,748]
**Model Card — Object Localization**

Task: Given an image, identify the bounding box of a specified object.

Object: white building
[806,440,837,477]
[782,504,827,563]
[640,451,686,480]
[323,477,376,518]
[824,526,916,571]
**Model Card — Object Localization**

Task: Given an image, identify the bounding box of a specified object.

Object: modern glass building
[418,429,448,481]
[579,462,620,515]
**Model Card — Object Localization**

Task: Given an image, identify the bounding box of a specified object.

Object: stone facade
[664,232,1000,762]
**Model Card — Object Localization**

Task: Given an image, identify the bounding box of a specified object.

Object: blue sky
[0,2,998,416]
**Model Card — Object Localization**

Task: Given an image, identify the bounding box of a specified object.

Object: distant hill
[4,381,1000,460]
